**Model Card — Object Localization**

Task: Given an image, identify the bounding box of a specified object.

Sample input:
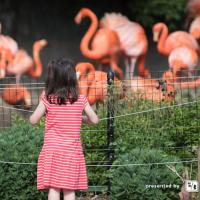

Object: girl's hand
[82,115,88,123]
[83,104,99,124]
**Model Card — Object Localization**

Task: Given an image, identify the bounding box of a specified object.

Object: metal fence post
[107,68,115,193]
[198,148,200,199]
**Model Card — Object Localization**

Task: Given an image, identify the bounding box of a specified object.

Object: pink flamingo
[162,46,200,91]
[100,12,150,79]
[152,22,199,56]
[189,16,200,39]
[75,8,124,79]
[168,46,198,79]
[76,62,123,105]
[2,84,31,108]
[0,48,13,78]
[0,23,18,79]
[126,76,176,102]
[162,70,200,90]
[187,0,200,40]
[6,39,47,82]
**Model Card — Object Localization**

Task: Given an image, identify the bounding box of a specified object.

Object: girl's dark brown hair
[45,58,79,104]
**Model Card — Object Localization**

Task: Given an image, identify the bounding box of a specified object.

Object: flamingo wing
[101,13,148,57]
[169,46,198,71]
[87,71,107,104]
[165,31,199,52]
[7,50,33,76]
[0,35,18,54]
[2,85,31,108]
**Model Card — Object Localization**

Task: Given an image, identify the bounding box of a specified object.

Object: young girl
[29,58,99,200]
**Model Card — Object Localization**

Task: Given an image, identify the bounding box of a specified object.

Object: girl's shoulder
[40,92,87,106]
[78,95,88,102]
[77,95,88,108]
[78,95,86,100]
[40,92,49,107]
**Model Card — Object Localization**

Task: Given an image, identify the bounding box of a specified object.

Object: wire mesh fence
[0,69,200,199]
[0,76,44,128]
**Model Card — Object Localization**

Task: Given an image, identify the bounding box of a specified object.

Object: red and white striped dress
[37,95,88,190]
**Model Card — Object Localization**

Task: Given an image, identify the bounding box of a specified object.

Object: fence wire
[0,69,200,197]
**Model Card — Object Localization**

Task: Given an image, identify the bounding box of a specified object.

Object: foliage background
[0,96,199,199]
[127,0,187,31]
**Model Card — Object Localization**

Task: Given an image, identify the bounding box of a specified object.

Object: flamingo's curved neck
[77,63,95,98]
[78,63,95,83]
[157,24,169,55]
[80,9,104,59]
[29,43,42,78]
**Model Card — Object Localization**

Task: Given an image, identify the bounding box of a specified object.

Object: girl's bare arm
[83,104,99,124]
[29,101,46,125]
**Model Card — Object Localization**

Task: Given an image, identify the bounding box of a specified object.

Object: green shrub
[0,115,46,199]
[113,97,200,160]
[127,0,187,31]
[82,106,108,188]
[0,95,199,199]
[0,114,108,199]
[109,148,184,200]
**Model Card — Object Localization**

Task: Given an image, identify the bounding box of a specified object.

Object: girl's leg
[48,187,60,200]
[63,190,75,200]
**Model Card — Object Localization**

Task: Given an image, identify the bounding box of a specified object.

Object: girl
[29,58,99,200]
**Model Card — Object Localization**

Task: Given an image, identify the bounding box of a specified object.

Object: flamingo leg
[0,69,5,79]
[125,57,130,79]
[0,50,7,79]
[110,61,124,80]
[137,55,150,78]
[129,58,137,79]
[125,57,136,80]
[187,70,193,79]
[16,74,21,84]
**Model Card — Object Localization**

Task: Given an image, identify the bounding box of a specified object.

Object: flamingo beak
[76,71,80,79]
[0,69,5,79]
[40,39,48,46]
[74,13,82,24]
[153,32,159,42]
